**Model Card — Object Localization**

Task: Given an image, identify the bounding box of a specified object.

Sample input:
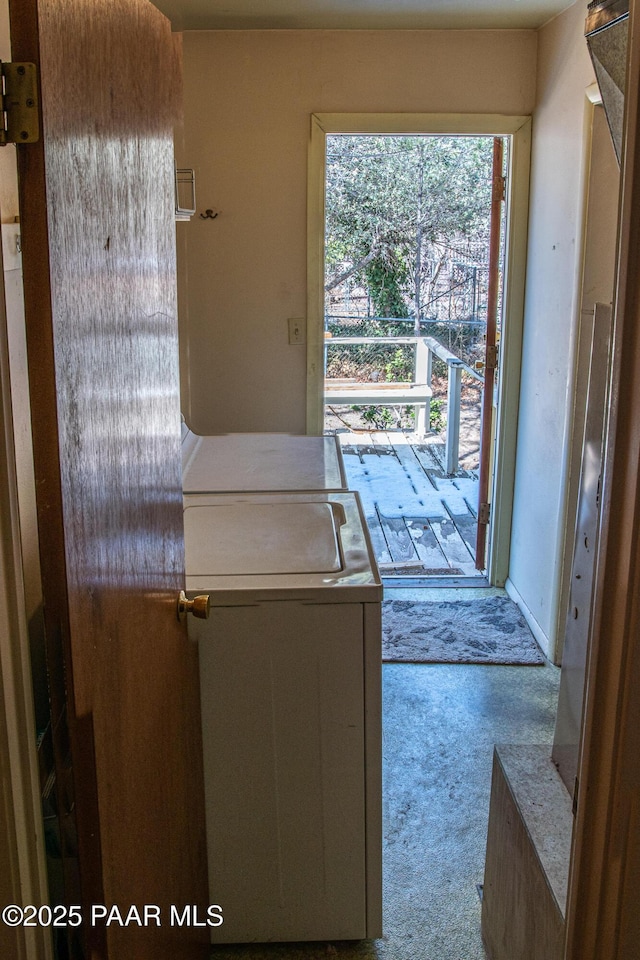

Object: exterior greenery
[324,135,498,432]
[325,134,496,329]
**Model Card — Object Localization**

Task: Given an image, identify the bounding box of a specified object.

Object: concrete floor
[210,590,561,960]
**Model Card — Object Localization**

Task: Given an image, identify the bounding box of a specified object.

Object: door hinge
[478,502,491,525]
[493,174,506,203]
[572,776,579,816]
[0,61,39,146]
[486,344,499,370]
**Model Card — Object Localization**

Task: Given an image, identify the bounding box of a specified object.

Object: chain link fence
[324,316,485,433]
[325,315,486,377]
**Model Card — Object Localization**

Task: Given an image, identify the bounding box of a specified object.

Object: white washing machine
[184,491,382,944]
[181,429,347,493]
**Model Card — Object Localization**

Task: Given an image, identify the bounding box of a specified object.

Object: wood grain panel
[10,0,208,957]
[482,749,566,960]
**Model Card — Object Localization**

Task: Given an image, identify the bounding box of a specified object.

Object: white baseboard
[505,578,554,664]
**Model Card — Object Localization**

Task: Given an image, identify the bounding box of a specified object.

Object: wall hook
[200,209,219,220]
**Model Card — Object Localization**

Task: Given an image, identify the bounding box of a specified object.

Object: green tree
[325,135,495,329]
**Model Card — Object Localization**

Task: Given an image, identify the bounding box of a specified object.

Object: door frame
[306,113,531,584]
[0,0,54,953]
[553,85,620,664]
[565,3,640,955]
[0,169,52,960]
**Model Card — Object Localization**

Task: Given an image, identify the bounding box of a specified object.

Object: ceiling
[153,0,578,32]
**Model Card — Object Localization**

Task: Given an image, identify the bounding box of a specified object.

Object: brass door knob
[177,590,210,620]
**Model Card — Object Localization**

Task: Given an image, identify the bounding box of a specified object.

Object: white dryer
[181,430,347,493]
[184,490,382,944]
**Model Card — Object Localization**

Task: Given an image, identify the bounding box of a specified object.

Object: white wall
[507,1,613,661]
[179,29,537,434]
[179,22,619,663]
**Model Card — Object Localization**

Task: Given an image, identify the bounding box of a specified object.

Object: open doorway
[323,132,503,580]
[306,114,532,587]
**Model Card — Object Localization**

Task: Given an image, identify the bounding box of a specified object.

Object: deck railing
[325,332,481,475]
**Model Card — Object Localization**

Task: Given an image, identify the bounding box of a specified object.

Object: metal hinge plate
[478,502,491,525]
[486,344,499,370]
[0,61,39,146]
[493,175,506,203]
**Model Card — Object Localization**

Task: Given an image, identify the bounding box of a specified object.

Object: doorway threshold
[383,575,489,590]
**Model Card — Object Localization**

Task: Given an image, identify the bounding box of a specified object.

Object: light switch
[288,317,305,344]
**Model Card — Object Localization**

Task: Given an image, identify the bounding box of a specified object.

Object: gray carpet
[382,596,545,664]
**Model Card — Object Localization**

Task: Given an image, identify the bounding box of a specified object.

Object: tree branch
[325,247,378,292]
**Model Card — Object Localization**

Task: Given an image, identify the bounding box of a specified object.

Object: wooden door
[9,1,208,957]
[475,137,504,571]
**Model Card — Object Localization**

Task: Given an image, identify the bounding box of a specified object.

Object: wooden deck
[335,430,483,579]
